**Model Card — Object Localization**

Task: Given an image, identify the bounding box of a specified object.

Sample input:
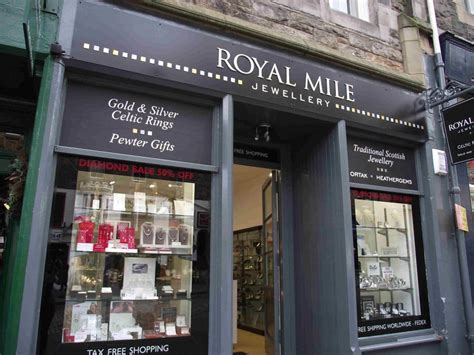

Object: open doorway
[232,164,280,355]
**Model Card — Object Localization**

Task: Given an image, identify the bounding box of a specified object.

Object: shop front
[18,1,448,354]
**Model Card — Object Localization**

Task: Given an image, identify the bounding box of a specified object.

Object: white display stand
[121,257,157,299]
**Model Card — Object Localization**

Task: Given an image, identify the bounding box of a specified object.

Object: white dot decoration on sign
[82,42,243,87]
[81,42,423,131]
[334,103,424,130]
[132,128,153,137]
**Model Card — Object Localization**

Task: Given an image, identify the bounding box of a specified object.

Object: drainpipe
[426,0,474,350]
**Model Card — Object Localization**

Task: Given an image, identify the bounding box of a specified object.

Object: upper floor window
[329,0,370,21]
[467,0,474,14]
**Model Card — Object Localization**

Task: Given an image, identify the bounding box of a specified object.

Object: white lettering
[346,83,355,102]
[234,53,255,74]
[217,47,235,71]
[252,57,269,79]
[267,63,284,84]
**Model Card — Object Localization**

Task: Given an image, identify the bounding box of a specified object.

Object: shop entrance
[232,164,281,355]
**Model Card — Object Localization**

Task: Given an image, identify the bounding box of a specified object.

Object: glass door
[262,171,281,355]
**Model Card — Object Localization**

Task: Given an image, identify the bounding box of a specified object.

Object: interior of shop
[231,100,332,355]
[0,53,37,275]
[232,164,273,355]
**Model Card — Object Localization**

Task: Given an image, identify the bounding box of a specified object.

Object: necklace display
[168,227,179,243]
[155,227,167,245]
[178,224,190,245]
[141,223,154,245]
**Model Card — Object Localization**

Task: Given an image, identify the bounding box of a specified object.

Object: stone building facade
[0,1,473,354]
[162,0,473,81]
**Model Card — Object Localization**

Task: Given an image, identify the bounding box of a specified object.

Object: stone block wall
[436,0,474,40]
[191,0,406,72]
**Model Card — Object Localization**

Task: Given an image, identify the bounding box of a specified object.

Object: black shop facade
[28,2,440,355]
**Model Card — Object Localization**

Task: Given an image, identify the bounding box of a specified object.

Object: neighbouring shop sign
[442,98,474,165]
[347,137,418,191]
[68,1,426,139]
[60,82,213,165]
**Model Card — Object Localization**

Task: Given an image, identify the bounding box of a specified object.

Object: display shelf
[359,255,410,260]
[142,331,190,339]
[74,207,194,218]
[360,287,413,292]
[355,225,407,232]
[65,297,193,302]
[70,248,192,257]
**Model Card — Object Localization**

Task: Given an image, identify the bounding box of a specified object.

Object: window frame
[329,0,370,21]
[351,188,431,337]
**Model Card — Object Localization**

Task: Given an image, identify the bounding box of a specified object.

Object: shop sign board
[69,1,426,139]
[233,142,280,164]
[60,82,213,165]
[441,98,474,165]
[347,136,418,191]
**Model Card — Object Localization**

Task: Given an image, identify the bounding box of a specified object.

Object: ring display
[352,189,430,336]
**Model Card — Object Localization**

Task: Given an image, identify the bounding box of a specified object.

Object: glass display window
[38,156,211,354]
[351,189,430,337]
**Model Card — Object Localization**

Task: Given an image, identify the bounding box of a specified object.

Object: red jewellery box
[77,220,95,243]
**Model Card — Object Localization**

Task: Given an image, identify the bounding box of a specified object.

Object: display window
[467,161,474,210]
[233,227,264,333]
[38,156,211,354]
[351,189,430,337]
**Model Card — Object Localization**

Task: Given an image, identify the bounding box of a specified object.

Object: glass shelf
[360,287,413,292]
[71,248,193,257]
[358,255,410,260]
[65,297,192,303]
[355,226,407,231]
[74,207,194,219]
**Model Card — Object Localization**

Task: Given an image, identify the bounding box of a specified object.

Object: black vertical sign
[442,98,474,165]
[347,137,418,190]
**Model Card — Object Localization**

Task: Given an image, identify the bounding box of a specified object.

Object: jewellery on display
[78,221,95,243]
[141,223,154,245]
[155,227,167,245]
[362,301,410,320]
[359,275,406,290]
[387,275,406,289]
[168,227,179,243]
[127,228,136,249]
[98,224,114,246]
[178,224,190,245]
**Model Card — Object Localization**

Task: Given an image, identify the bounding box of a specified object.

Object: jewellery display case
[351,189,430,336]
[41,156,211,349]
[233,227,265,334]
